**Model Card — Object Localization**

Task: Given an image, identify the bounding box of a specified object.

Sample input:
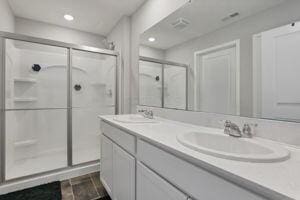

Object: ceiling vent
[222,12,240,22]
[172,18,190,30]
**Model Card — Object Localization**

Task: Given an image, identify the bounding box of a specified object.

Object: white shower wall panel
[72,52,116,108]
[5,40,68,110]
[72,50,116,164]
[5,109,68,180]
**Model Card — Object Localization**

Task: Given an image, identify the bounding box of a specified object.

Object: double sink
[113,115,290,163]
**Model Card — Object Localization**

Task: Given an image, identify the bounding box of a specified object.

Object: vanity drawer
[137,140,267,200]
[101,121,135,155]
[137,161,188,200]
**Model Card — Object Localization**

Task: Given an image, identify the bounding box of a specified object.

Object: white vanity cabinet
[100,133,135,200]
[113,144,135,200]
[100,120,270,200]
[100,135,113,197]
[137,162,189,200]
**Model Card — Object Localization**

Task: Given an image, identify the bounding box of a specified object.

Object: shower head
[32,64,41,72]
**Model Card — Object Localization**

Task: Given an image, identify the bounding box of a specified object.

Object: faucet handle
[224,120,231,135]
[138,109,147,113]
[224,120,231,128]
[242,123,257,138]
[147,110,154,118]
[242,124,251,137]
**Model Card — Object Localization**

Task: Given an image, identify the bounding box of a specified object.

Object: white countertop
[99,114,300,200]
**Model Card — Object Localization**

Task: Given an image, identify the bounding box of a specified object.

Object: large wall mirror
[138,0,300,123]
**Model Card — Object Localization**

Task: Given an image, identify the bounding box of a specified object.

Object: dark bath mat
[0,182,61,200]
[98,197,111,200]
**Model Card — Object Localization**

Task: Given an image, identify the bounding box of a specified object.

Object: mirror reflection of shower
[139,56,188,110]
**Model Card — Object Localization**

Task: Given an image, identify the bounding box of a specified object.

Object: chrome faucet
[224,120,242,137]
[224,120,257,138]
[138,109,154,119]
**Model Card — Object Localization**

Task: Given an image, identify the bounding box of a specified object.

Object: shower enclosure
[139,56,188,110]
[0,32,119,182]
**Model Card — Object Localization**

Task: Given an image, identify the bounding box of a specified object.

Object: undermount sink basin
[177,132,290,163]
[113,115,159,123]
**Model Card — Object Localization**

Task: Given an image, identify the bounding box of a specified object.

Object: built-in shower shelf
[14,97,37,102]
[90,132,102,137]
[91,83,106,87]
[14,77,37,83]
[14,140,37,148]
[157,86,168,89]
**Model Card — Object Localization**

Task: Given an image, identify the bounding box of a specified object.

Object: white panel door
[137,162,188,200]
[113,144,135,200]
[198,47,237,115]
[100,135,113,198]
[261,22,300,121]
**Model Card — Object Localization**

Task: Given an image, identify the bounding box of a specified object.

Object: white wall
[130,0,189,112]
[107,16,131,114]
[139,45,166,59]
[15,17,106,48]
[0,0,15,32]
[164,0,300,117]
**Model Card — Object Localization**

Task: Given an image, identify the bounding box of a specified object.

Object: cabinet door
[100,135,113,197]
[113,144,135,200]
[137,162,188,200]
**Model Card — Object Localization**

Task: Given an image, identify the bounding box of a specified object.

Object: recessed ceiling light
[148,37,156,42]
[64,14,74,21]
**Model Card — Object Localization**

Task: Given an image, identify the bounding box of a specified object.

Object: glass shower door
[72,50,116,165]
[139,60,163,107]
[4,39,68,180]
[164,65,187,110]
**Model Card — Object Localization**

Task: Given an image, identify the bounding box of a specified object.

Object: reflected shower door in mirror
[139,57,188,110]
[139,0,300,122]
[164,65,187,110]
[139,60,163,107]
[4,39,68,180]
[72,50,117,165]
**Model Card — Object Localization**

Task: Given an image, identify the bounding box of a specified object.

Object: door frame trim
[193,39,240,115]
[252,34,262,118]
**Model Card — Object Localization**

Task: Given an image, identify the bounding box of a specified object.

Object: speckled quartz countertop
[99,114,300,200]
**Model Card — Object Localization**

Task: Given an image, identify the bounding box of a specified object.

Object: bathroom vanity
[99,115,300,200]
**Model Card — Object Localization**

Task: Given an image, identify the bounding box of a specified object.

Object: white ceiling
[141,0,288,50]
[8,0,146,36]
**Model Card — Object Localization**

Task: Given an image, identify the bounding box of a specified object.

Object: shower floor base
[6,152,67,180]
[0,160,100,195]
[73,147,100,165]
[6,147,100,180]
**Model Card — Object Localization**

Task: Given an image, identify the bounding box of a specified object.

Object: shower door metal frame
[139,56,189,110]
[0,31,120,184]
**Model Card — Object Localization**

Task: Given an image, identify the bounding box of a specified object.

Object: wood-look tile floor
[61,172,111,200]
